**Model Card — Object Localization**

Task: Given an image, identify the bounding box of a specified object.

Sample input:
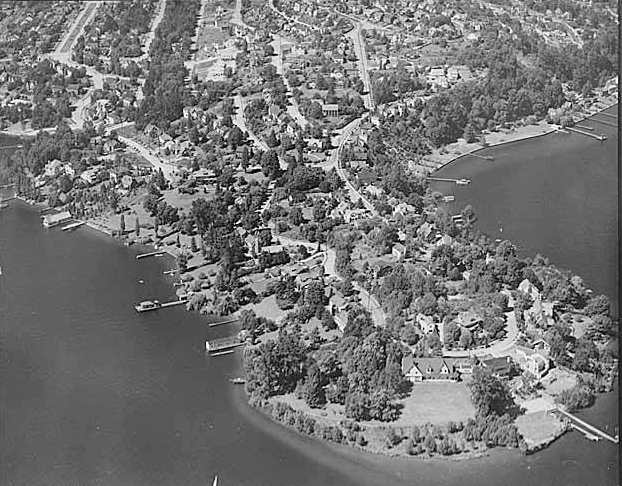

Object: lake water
[0,112,619,486]
[431,105,619,316]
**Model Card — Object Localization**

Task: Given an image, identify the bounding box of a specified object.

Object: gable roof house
[401,356,460,382]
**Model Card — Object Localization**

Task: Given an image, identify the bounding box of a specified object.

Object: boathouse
[42,211,72,228]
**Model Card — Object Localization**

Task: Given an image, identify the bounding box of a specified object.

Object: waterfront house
[514,345,550,379]
[42,210,72,228]
[401,356,460,383]
[518,278,541,301]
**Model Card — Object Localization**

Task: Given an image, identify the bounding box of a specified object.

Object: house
[364,184,383,198]
[159,133,173,145]
[401,356,460,383]
[415,313,444,343]
[343,208,368,224]
[514,345,550,379]
[321,103,339,117]
[435,234,454,247]
[392,243,407,260]
[416,221,436,241]
[518,278,541,301]
[103,138,121,154]
[143,123,161,138]
[455,310,483,331]
[109,166,130,184]
[80,168,99,185]
[524,297,556,330]
[393,202,417,218]
[44,159,63,177]
[480,356,513,378]
[121,175,135,189]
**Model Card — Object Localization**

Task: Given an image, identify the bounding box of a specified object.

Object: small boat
[212,475,218,486]
[456,178,470,185]
[138,279,145,284]
[0,203,8,209]
[229,377,245,385]
[134,300,161,312]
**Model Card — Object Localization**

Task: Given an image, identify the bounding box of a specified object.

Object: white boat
[212,475,218,486]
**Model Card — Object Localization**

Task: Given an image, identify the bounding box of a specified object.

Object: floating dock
[566,127,607,141]
[163,270,176,276]
[205,336,245,354]
[575,125,594,130]
[62,221,86,231]
[136,251,166,259]
[471,154,494,160]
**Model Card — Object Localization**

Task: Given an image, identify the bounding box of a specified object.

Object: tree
[572,338,599,372]
[468,366,514,417]
[303,363,327,408]
[345,391,371,421]
[119,214,125,234]
[135,217,140,236]
[584,294,610,317]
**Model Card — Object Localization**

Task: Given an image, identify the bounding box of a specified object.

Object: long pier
[426,177,471,185]
[556,408,619,444]
[0,145,23,150]
[599,112,617,119]
[566,127,607,141]
[575,125,594,131]
[160,299,186,308]
[0,183,15,188]
[208,317,238,327]
[62,221,86,231]
[136,251,166,259]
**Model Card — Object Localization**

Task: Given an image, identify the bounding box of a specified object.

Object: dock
[599,112,617,119]
[555,408,619,444]
[136,251,166,259]
[0,183,15,189]
[160,299,186,308]
[471,154,494,161]
[575,125,594,131]
[205,336,245,354]
[208,317,238,327]
[566,127,607,141]
[569,423,601,441]
[426,177,471,185]
[61,221,86,231]
[163,270,176,276]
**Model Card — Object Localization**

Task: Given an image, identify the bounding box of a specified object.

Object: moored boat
[134,300,161,312]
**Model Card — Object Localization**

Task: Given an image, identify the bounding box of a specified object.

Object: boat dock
[0,183,15,189]
[575,125,594,130]
[599,112,617,119]
[163,270,176,276]
[566,127,607,141]
[471,154,494,161]
[205,336,245,354]
[161,299,186,308]
[426,177,471,185]
[555,408,619,444]
[136,251,166,259]
[208,317,238,327]
[62,221,86,231]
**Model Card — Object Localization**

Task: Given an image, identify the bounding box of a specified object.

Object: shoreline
[7,194,615,468]
[428,97,618,173]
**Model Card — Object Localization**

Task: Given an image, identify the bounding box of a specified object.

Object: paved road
[344,20,374,110]
[137,0,167,60]
[118,135,175,181]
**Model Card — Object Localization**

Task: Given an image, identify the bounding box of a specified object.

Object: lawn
[515,410,565,447]
[272,379,475,429]
[392,380,475,427]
